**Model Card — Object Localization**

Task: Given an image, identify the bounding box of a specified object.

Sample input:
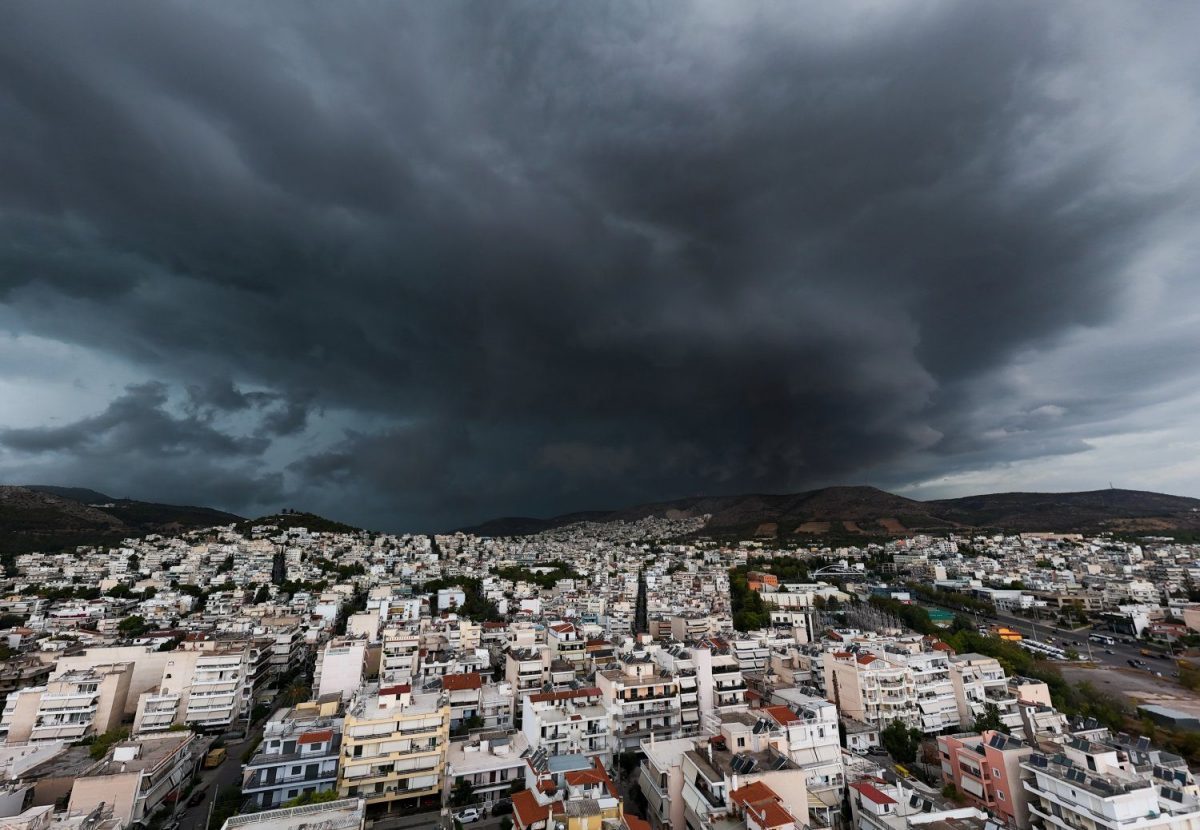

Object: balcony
[626,701,677,716]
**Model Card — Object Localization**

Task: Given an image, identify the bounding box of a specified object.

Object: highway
[950,606,1181,680]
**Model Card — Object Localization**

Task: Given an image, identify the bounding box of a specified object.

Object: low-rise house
[67,731,195,826]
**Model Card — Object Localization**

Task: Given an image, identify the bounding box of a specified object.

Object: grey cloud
[0,1,1198,528]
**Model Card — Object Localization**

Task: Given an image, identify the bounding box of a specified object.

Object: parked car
[491,800,514,816]
[187,788,207,807]
[1104,649,1115,654]
[454,808,483,824]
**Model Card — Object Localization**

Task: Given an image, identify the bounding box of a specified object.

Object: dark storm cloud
[0,382,268,457]
[1,1,1198,529]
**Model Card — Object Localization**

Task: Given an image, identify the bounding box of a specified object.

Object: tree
[972,702,1009,734]
[283,682,311,706]
[253,585,271,604]
[107,584,133,599]
[881,719,921,764]
[499,818,513,830]
[118,615,147,636]
[451,778,476,807]
[86,727,130,760]
[284,790,338,807]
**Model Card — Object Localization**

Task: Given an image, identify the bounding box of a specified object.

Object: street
[959,606,1181,678]
[175,730,263,830]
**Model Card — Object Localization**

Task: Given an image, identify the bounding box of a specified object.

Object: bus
[1089,633,1116,646]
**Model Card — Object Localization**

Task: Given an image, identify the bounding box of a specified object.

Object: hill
[235,511,365,535]
[459,486,1200,538]
[0,485,242,564]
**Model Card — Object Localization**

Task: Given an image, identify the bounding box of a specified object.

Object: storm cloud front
[1,2,1199,530]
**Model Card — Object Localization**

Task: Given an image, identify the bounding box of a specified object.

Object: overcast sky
[2,2,1199,531]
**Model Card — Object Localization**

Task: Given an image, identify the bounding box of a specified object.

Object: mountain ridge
[0,485,243,561]
[459,485,1200,538]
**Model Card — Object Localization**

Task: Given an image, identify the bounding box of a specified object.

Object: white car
[454,807,483,824]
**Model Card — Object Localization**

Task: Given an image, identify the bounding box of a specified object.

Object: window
[291,766,302,775]
[998,791,1005,801]
[993,768,1001,778]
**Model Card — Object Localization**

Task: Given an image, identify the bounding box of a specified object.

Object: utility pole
[206,785,218,830]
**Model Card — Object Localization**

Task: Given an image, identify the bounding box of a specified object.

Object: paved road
[955,607,1180,678]
[175,731,262,830]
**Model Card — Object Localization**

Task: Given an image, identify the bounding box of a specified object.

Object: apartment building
[676,731,808,830]
[67,732,195,826]
[522,687,611,762]
[1,664,132,744]
[315,638,369,702]
[132,647,249,733]
[379,628,420,686]
[598,657,682,753]
[0,658,52,712]
[258,616,308,677]
[547,623,586,668]
[904,649,960,734]
[338,684,450,811]
[442,672,484,732]
[848,777,988,830]
[1021,733,1200,830]
[505,647,551,716]
[243,707,343,808]
[824,650,918,729]
[220,798,366,830]
[641,737,697,830]
[949,654,1022,733]
[671,615,715,642]
[443,730,528,808]
[760,693,844,826]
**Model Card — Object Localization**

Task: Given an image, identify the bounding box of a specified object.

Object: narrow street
[175,729,262,830]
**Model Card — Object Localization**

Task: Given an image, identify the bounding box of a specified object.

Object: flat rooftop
[223,798,364,830]
[88,733,192,776]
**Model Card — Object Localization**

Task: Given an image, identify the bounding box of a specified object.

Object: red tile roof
[750,800,799,829]
[379,684,410,696]
[442,672,482,691]
[730,780,777,808]
[623,816,652,830]
[565,758,617,797]
[765,705,800,725]
[298,729,333,745]
[851,781,897,806]
[512,789,550,829]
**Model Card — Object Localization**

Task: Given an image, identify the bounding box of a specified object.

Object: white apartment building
[521,686,611,763]
[824,650,919,730]
[315,638,368,702]
[0,664,132,744]
[443,730,528,807]
[949,654,1022,732]
[1022,734,1200,830]
[379,628,421,686]
[597,657,682,753]
[133,647,249,733]
[763,690,845,826]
